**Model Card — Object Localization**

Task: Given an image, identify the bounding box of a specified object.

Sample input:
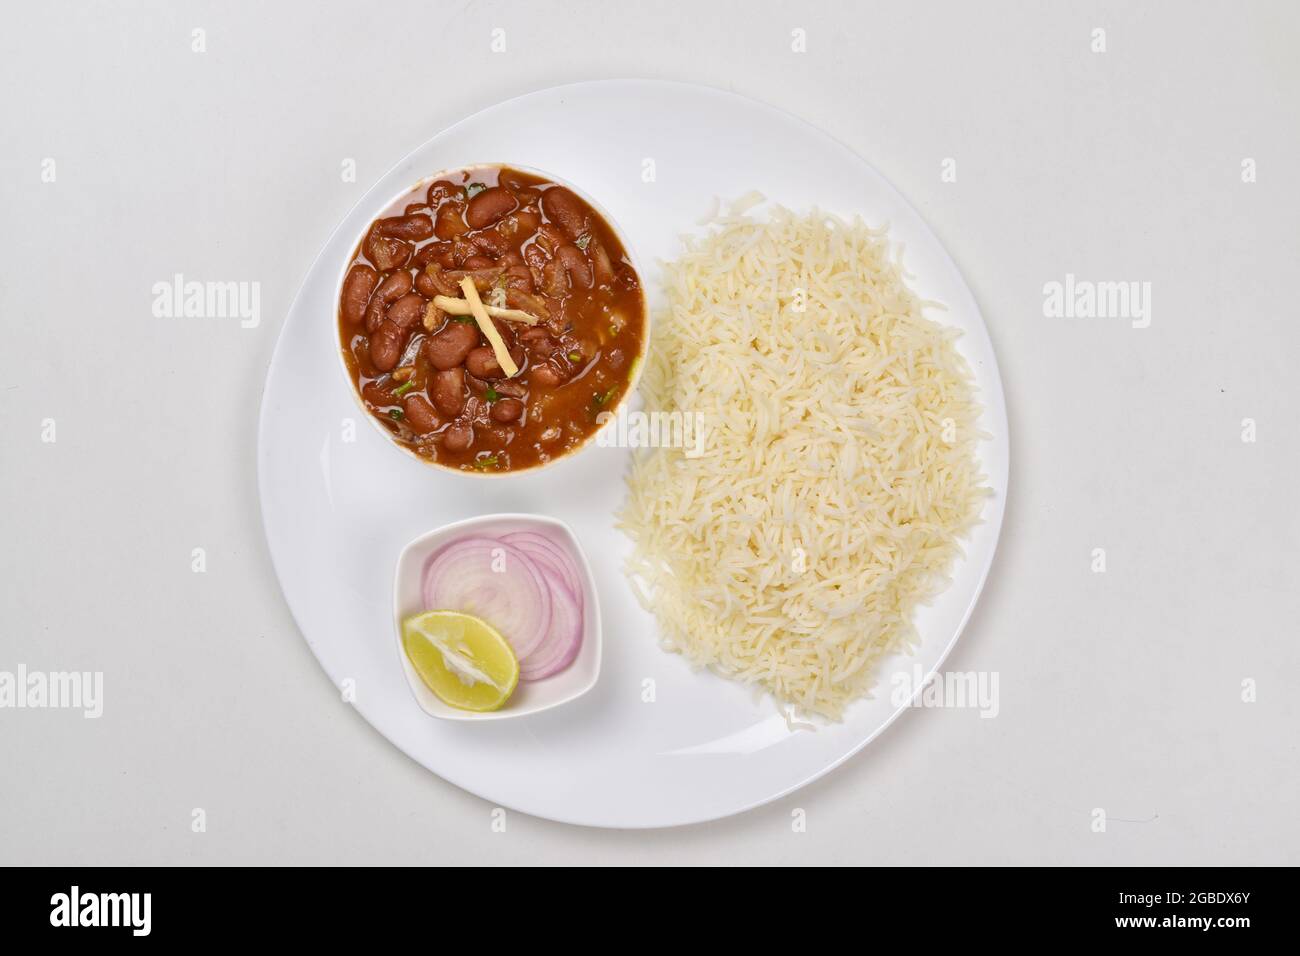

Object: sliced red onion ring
[504,538,582,613]
[501,531,582,599]
[421,528,585,682]
[421,537,551,659]
[519,567,583,680]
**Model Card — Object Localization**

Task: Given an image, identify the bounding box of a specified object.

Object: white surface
[392,514,602,721]
[1,0,1298,860]
[257,80,1009,826]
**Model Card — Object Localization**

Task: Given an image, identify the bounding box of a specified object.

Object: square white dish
[392,513,602,721]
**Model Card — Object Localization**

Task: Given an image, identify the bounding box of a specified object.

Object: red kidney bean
[490,398,524,423]
[414,270,438,298]
[365,231,413,271]
[424,322,479,370]
[505,264,534,292]
[375,270,412,301]
[557,244,593,288]
[395,272,419,297]
[403,393,442,434]
[421,264,462,297]
[537,222,570,253]
[472,230,508,257]
[463,255,495,270]
[387,293,426,329]
[540,187,587,239]
[404,203,427,216]
[376,213,434,241]
[434,204,469,240]
[442,421,473,452]
[520,331,554,356]
[542,259,568,297]
[528,363,564,387]
[452,236,479,267]
[364,295,386,334]
[590,238,615,286]
[412,241,449,269]
[465,346,504,379]
[341,264,378,324]
[431,367,466,416]
[451,266,507,293]
[506,210,541,239]
[522,242,548,273]
[466,186,519,229]
[370,320,403,372]
[362,380,396,408]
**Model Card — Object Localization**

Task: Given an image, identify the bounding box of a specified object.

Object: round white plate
[258,79,1009,828]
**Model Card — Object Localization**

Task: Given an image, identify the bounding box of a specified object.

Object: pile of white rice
[619,199,989,720]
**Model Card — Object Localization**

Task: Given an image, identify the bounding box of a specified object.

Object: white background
[2,0,1297,864]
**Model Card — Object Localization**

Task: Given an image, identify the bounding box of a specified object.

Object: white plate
[257,79,1009,828]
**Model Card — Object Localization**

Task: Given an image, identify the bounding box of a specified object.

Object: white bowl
[335,163,651,478]
[392,513,602,721]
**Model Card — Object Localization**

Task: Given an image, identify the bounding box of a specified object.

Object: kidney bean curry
[338,166,645,472]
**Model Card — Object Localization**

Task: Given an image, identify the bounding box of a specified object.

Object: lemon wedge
[402,610,520,712]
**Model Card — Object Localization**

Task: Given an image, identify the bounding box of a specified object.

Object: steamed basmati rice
[618,201,989,719]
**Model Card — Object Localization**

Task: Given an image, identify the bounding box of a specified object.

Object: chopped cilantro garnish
[575,234,591,251]
[393,379,416,397]
[388,408,403,421]
[473,455,499,470]
[568,351,582,363]
[485,386,500,402]
[465,182,487,198]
